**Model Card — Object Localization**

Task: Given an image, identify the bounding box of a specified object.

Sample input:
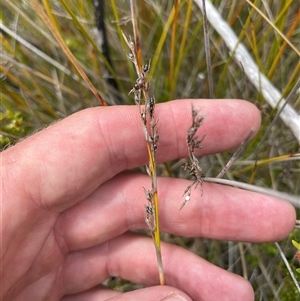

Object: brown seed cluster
[122,33,159,232]
[180,106,205,210]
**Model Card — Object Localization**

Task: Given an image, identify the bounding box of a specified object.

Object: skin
[1,99,295,301]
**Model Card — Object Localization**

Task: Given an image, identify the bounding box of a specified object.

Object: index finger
[3,99,260,212]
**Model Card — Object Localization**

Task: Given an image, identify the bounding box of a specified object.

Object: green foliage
[292,240,300,275]
[0,110,30,148]
[278,276,300,301]
[292,240,300,251]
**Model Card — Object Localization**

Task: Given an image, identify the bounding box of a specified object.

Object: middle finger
[57,172,295,251]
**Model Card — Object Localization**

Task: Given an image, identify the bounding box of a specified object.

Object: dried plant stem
[130,0,142,73]
[29,0,107,106]
[274,242,300,293]
[245,0,299,55]
[169,0,179,97]
[232,153,300,175]
[216,130,254,179]
[194,0,300,143]
[122,3,164,284]
[201,0,214,98]
[203,177,300,208]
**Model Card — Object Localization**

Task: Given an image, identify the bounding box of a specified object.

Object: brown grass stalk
[122,1,164,285]
[29,0,107,106]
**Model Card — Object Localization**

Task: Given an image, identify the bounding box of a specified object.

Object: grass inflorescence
[122,26,164,284]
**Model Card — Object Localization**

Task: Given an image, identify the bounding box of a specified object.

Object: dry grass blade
[130,0,142,74]
[201,0,213,98]
[203,178,300,208]
[274,242,300,293]
[172,0,193,99]
[216,130,254,179]
[148,5,177,79]
[169,0,179,98]
[232,153,300,175]
[29,0,107,106]
[0,23,78,81]
[245,0,300,56]
[267,10,300,79]
[252,78,300,162]
[194,0,300,143]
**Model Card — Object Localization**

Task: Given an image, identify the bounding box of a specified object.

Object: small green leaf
[292,240,300,251]
[296,268,300,274]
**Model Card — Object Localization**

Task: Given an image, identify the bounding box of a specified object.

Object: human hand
[2,99,295,301]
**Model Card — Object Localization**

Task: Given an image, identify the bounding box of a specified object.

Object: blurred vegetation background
[1,0,299,300]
